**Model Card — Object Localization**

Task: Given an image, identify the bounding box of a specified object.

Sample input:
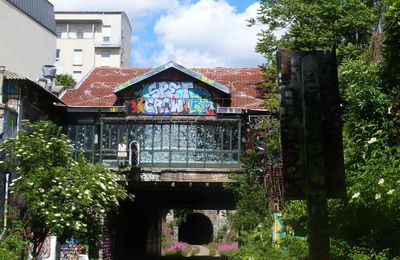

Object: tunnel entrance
[178,213,213,245]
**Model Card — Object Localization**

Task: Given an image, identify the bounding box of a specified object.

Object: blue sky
[50,0,265,68]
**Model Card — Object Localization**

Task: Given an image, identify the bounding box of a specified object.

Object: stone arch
[178,213,213,244]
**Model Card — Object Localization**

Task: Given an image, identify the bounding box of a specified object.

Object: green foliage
[251,0,400,257]
[227,223,284,260]
[191,246,200,256]
[253,0,379,62]
[226,151,271,232]
[381,0,400,139]
[56,74,76,88]
[0,227,28,260]
[174,209,191,226]
[0,120,131,257]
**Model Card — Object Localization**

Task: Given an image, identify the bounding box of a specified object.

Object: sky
[49,0,266,68]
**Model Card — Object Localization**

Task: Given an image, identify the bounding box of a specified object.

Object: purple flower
[218,242,238,253]
[174,242,187,250]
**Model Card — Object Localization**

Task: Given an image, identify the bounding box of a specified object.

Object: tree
[0,120,131,259]
[253,0,380,62]
[250,0,400,258]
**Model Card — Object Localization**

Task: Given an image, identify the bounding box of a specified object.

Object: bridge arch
[178,213,213,244]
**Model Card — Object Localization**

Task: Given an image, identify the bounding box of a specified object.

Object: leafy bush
[0,228,28,260]
[56,74,76,88]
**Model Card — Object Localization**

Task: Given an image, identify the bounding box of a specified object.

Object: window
[73,49,82,65]
[102,25,111,43]
[76,27,84,39]
[103,36,110,44]
[72,71,82,82]
[55,49,60,61]
[101,51,110,66]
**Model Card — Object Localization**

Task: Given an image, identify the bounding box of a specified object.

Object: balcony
[95,39,121,48]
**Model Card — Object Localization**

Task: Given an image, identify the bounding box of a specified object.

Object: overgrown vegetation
[0,226,27,260]
[56,74,76,88]
[227,0,400,259]
[0,120,131,259]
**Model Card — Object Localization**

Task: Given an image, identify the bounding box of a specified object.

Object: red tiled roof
[61,66,266,109]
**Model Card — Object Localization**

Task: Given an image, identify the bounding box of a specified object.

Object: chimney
[39,65,56,91]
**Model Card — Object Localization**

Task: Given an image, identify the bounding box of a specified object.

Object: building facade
[0,0,57,81]
[55,11,132,82]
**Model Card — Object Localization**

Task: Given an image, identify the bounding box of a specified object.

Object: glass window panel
[171,152,187,163]
[188,152,204,164]
[67,125,76,150]
[223,126,231,150]
[153,152,169,163]
[222,152,239,163]
[171,124,179,150]
[196,125,205,149]
[141,151,152,162]
[144,124,153,149]
[119,124,128,144]
[206,152,220,164]
[204,125,215,150]
[136,125,144,148]
[179,124,187,150]
[214,125,222,150]
[128,125,136,143]
[162,124,170,150]
[187,124,196,150]
[76,125,85,151]
[110,124,118,150]
[102,124,110,150]
[232,125,239,150]
[84,126,93,150]
[153,125,162,149]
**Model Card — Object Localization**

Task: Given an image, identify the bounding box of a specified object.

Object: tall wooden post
[277,49,345,260]
[301,55,330,259]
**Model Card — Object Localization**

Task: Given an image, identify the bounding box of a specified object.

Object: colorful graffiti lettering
[116,80,132,91]
[60,239,85,260]
[127,82,216,115]
[30,237,51,260]
[201,75,214,85]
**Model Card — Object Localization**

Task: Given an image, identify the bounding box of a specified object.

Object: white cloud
[49,0,179,16]
[151,0,265,67]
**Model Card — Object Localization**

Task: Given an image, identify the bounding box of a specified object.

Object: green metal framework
[67,118,241,168]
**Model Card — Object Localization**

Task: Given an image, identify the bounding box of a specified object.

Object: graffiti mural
[60,239,85,260]
[127,82,216,115]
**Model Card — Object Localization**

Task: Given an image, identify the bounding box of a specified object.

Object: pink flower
[218,242,238,253]
[174,242,187,250]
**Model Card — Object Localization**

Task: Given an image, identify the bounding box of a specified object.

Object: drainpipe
[0,65,5,104]
[0,66,5,136]
[0,172,10,239]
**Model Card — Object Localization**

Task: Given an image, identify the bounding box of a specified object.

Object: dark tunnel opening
[178,213,213,245]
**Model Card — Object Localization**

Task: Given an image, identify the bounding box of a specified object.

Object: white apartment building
[55,11,131,82]
[0,0,57,81]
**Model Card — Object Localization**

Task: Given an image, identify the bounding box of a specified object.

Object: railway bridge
[58,62,267,258]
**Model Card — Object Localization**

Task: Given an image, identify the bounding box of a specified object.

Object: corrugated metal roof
[61,67,266,110]
[3,70,27,80]
[7,0,56,35]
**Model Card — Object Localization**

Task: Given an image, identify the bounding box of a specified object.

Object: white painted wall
[55,12,131,78]
[0,0,56,81]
